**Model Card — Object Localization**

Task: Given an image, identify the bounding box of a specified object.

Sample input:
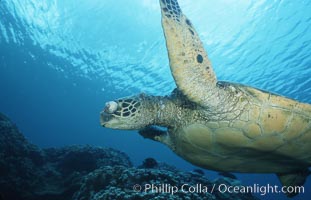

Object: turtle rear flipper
[277,169,310,197]
[160,0,218,107]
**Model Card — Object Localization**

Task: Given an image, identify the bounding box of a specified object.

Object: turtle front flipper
[139,126,173,147]
[160,0,218,107]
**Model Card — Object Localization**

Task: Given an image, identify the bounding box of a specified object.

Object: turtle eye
[104,101,118,114]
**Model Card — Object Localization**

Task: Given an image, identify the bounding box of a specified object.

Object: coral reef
[0,113,260,200]
[0,113,131,200]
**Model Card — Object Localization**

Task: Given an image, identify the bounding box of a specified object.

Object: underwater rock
[192,169,205,176]
[140,157,158,168]
[0,113,45,200]
[0,112,260,200]
[45,145,132,174]
[138,157,179,172]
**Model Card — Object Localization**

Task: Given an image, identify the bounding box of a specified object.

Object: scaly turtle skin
[100,0,311,197]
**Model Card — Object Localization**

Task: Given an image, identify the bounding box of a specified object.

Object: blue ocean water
[0,0,310,199]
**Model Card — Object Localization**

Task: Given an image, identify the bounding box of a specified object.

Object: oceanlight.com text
[218,183,304,196]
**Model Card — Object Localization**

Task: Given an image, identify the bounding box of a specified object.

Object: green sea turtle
[100,0,311,196]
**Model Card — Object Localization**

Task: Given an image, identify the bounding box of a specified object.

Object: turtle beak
[100,111,113,127]
[100,109,127,129]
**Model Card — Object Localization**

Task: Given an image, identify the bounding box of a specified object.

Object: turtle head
[100,95,150,130]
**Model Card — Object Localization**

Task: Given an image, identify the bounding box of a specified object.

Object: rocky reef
[0,113,260,200]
